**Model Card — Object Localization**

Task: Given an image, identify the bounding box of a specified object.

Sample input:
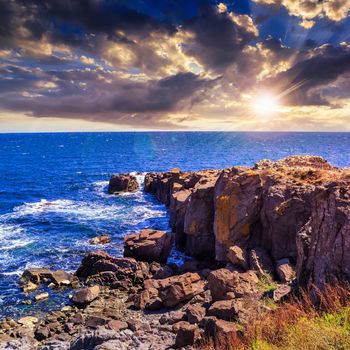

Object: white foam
[130,172,146,187]
[9,199,124,221]
[92,181,109,198]
[0,239,34,251]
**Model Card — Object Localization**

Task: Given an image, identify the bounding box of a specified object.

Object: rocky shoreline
[0,156,349,350]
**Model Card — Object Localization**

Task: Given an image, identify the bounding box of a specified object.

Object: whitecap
[9,198,124,222]
[92,181,109,198]
[0,239,34,251]
[0,270,22,277]
[129,172,146,187]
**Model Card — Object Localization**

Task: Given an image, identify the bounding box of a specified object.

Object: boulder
[89,235,111,245]
[207,269,258,301]
[124,229,173,263]
[72,286,100,305]
[174,322,200,348]
[227,246,249,270]
[160,311,185,325]
[276,258,295,283]
[186,304,206,324]
[202,317,237,339]
[108,174,139,194]
[76,251,145,288]
[133,287,162,310]
[21,268,75,287]
[207,300,238,321]
[21,268,53,284]
[158,272,206,307]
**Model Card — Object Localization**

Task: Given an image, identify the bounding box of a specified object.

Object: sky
[0,0,349,132]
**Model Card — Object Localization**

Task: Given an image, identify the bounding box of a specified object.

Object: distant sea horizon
[0,131,349,319]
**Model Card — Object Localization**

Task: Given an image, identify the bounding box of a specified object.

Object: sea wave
[9,199,124,221]
[92,180,109,198]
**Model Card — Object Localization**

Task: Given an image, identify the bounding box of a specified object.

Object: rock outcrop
[144,156,350,291]
[108,174,139,194]
[124,229,173,263]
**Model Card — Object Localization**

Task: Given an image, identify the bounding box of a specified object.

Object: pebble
[35,292,49,302]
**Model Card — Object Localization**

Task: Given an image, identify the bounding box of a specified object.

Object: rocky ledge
[0,156,349,350]
[144,156,350,292]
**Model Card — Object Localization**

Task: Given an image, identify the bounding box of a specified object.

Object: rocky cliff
[144,156,350,291]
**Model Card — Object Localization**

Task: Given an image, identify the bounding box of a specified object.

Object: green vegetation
[202,285,350,350]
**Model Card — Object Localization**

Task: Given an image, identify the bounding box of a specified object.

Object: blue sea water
[0,132,349,319]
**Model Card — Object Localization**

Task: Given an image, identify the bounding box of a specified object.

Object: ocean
[0,132,349,319]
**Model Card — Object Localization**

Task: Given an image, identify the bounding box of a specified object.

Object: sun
[253,92,280,115]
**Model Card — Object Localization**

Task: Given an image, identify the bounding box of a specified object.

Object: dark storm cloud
[182,5,257,72]
[0,67,216,126]
[0,0,175,45]
[264,44,350,106]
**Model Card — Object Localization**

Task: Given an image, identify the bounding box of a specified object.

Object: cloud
[252,0,349,26]
[0,66,216,128]
[262,43,350,106]
[181,4,258,72]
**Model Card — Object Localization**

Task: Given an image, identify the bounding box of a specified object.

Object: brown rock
[276,258,295,282]
[207,300,238,321]
[21,268,53,284]
[107,320,128,331]
[158,272,205,307]
[174,322,200,348]
[85,315,109,328]
[71,285,100,305]
[203,317,237,339]
[124,229,173,263]
[89,235,111,245]
[127,319,151,332]
[227,246,249,270]
[51,270,72,286]
[133,287,162,310]
[186,304,206,324]
[76,251,145,287]
[108,173,139,193]
[35,326,49,341]
[207,269,258,301]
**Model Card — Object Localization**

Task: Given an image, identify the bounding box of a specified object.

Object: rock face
[145,156,350,291]
[108,174,139,194]
[124,229,173,263]
[145,169,220,259]
[296,184,350,291]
